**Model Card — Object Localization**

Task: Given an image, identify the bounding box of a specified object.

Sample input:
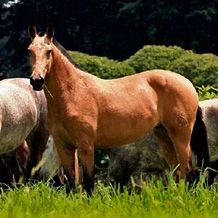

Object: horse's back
[0,78,39,121]
[96,69,198,110]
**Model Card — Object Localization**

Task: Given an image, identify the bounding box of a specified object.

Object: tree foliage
[1,0,218,79]
[125,45,189,72]
[170,53,218,87]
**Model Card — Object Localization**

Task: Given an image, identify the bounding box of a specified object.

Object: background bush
[169,53,218,88]
[123,45,218,88]
[197,86,218,101]
[125,45,189,72]
[69,51,135,79]
[68,46,218,88]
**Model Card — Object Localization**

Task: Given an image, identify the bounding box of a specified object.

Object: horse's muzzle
[30,76,44,91]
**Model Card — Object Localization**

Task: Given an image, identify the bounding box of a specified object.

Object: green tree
[1,0,218,77]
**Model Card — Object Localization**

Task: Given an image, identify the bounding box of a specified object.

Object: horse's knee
[55,144,79,193]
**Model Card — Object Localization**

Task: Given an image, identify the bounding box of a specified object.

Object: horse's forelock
[38,32,45,37]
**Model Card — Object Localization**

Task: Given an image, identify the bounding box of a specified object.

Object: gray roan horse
[199,99,218,184]
[0,78,49,186]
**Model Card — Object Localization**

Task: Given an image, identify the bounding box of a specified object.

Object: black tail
[190,106,210,168]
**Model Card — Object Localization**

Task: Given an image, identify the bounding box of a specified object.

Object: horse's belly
[96,115,157,148]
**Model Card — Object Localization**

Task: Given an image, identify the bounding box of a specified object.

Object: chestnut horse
[28,26,209,194]
[0,78,49,185]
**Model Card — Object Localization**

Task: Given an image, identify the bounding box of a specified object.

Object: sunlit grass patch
[0,175,217,218]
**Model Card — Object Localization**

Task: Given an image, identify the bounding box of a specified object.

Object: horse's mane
[53,38,80,68]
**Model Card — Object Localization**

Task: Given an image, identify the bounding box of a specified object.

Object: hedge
[125,45,189,72]
[68,51,135,79]
[68,46,218,88]
[169,53,218,88]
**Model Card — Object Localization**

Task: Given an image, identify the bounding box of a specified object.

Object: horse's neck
[46,47,80,96]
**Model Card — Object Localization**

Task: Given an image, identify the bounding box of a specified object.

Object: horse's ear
[46,25,54,41]
[28,25,37,40]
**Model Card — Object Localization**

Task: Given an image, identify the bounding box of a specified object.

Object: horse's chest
[47,108,97,146]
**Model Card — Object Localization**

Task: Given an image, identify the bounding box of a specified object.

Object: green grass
[0,175,218,218]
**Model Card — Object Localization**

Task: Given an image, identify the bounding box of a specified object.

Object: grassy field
[0,174,218,218]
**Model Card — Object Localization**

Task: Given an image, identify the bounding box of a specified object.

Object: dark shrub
[69,51,135,79]
[125,45,188,72]
[169,53,218,87]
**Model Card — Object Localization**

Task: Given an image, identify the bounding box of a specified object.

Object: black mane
[53,38,80,68]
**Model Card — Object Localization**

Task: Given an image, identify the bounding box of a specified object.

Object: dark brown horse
[0,78,49,186]
[28,26,209,194]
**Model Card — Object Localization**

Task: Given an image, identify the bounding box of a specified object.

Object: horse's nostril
[30,76,44,91]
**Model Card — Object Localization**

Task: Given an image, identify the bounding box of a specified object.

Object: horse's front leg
[55,142,79,193]
[79,142,95,195]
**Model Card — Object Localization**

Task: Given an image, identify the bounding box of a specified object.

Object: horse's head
[28,25,54,91]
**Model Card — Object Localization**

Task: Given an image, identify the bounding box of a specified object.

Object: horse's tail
[190,106,210,168]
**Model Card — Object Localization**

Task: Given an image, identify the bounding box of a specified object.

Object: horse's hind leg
[167,126,193,180]
[153,125,178,170]
[55,143,79,193]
